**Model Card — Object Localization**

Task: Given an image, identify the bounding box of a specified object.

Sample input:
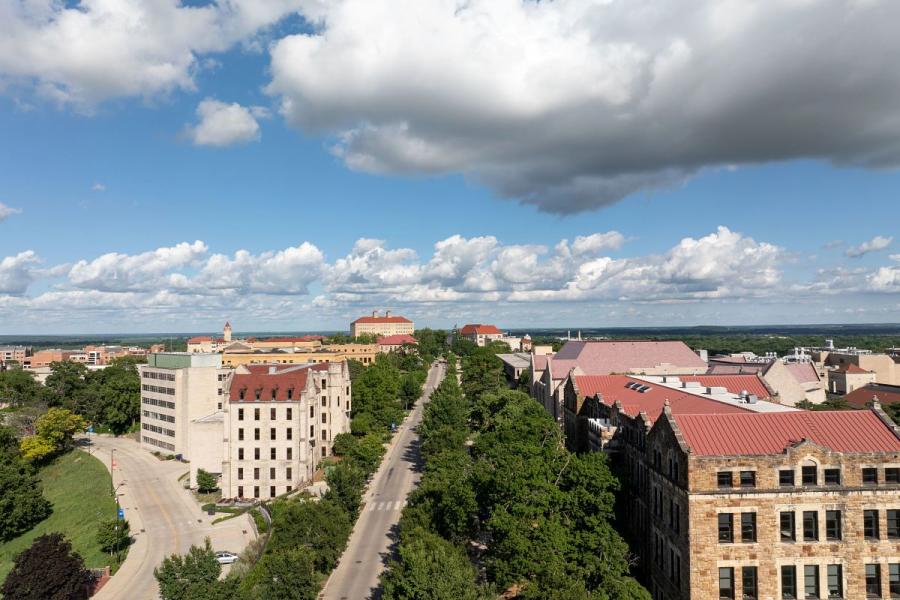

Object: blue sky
[1,1,899,334]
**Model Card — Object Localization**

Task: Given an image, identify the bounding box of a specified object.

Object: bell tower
[223,321,232,342]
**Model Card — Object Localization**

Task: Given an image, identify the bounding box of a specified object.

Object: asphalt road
[86,436,254,600]
[321,361,446,600]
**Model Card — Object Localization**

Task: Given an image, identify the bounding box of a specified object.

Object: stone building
[350,310,414,338]
[220,361,352,501]
[638,405,900,600]
[458,323,504,346]
[829,363,877,395]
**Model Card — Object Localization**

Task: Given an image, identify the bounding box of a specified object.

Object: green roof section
[147,353,222,369]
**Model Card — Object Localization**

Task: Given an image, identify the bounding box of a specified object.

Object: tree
[19,434,56,463]
[382,527,485,600]
[1,533,93,600]
[331,432,358,456]
[97,518,131,555]
[43,361,89,410]
[267,498,351,572]
[323,462,366,519]
[155,538,235,600]
[243,548,319,600]
[196,469,218,494]
[0,368,42,407]
[346,433,386,474]
[35,408,86,451]
[399,374,422,410]
[0,458,51,541]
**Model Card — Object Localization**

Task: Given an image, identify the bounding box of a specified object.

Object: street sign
[117,508,125,519]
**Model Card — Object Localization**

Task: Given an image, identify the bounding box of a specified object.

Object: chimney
[372,310,378,318]
[269,366,277,375]
[386,310,392,318]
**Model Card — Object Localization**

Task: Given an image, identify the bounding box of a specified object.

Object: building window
[238,448,244,460]
[886,468,900,484]
[889,564,900,599]
[270,428,276,440]
[237,468,243,480]
[805,565,820,600]
[825,510,842,541]
[238,408,244,421]
[254,428,260,441]
[781,511,796,542]
[827,565,843,599]
[867,564,882,598]
[287,389,293,400]
[824,468,841,485]
[270,447,276,460]
[719,567,735,599]
[321,396,327,407]
[718,513,734,543]
[239,390,246,400]
[863,467,879,485]
[782,565,797,600]
[865,510,880,539]
[287,447,292,460]
[321,413,327,424]
[741,512,757,543]
[310,425,314,438]
[286,407,292,420]
[780,469,795,487]
[321,446,327,457]
[253,486,259,499]
[254,408,260,420]
[271,390,276,401]
[270,486,276,498]
[309,406,314,418]
[255,390,260,400]
[286,428,292,440]
[237,485,243,497]
[287,467,292,480]
[321,428,327,441]
[238,428,244,441]
[802,465,817,486]
[742,566,758,600]
[717,472,733,488]
[740,471,756,488]
[270,467,275,478]
[803,511,818,541]
[254,447,260,460]
[253,467,259,480]
[270,407,276,420]
[889,510,900,539]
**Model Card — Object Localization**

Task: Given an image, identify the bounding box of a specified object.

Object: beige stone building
[633,405,900,600]
[829,363,878,395]
[221,344,377,368]
[815,349,900,387]
[138,353,230,457]
[350,310,414,338]
[220,361,352,501]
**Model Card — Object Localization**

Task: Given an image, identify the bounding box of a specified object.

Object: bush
[195,469,218,494]
[250,508,268,534]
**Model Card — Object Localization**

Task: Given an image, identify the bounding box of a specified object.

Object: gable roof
[673,411,900,456]
[377,334,418,346]
[573,375,750,422]
[352,315,412,324]
[187,336,213,343]
[229,363,329,402]
[677,375,772,400]
[708,364,767,375]
[845,383,900,409]
[551,340,707,376]
[459,324,502,335]
[785,362,820,384]
[259,336,323,343]
[835,363,872,374]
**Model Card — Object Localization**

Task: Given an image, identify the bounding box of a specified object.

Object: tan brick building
[350,310,414,338]
[637,405,900,600]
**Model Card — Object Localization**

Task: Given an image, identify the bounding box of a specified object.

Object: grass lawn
[0,450,116,583]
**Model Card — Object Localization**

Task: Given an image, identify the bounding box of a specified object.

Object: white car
[215,551,239,565]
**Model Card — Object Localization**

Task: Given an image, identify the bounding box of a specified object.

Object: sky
[1,0,899,334]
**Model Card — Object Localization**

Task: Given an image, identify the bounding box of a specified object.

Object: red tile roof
[377,334,418,346]
[187,336,213,343]
[259,336,323,343]
[678,375,772,400]
[707,364,767,375]
[551,340,707,376]
[674,411,900,456]
[573,375,750,422]
[459,324,502,335]
[352,315,412,324]
[845,384,900,409]
[230,363,329,402]
[836,363,871,374]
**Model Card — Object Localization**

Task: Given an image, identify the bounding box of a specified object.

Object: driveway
[85,435,255,600]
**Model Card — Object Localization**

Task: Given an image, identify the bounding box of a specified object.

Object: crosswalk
[366,499,408,512]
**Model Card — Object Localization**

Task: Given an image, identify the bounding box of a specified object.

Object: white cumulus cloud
[0,251,41,295]
[187,98,266,146]
[266,0,900,213]
[846,235,893,258]
[0,202,22,222]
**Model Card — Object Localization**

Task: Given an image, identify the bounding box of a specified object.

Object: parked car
[215,551,239,565]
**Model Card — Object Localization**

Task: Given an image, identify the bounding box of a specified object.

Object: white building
[221,361,352,501]
[138,353,230,457]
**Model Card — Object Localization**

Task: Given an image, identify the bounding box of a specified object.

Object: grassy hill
[0,450,116,583]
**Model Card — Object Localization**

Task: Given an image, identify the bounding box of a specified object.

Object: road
[86,435,255,600]
[321,361,446,600]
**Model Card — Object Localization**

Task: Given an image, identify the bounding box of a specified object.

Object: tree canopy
[1,533,93,600]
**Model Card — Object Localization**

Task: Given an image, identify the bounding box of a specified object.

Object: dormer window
[287,388,293,400]
[255,390,261,401]
[271,389,277,400]
[239,389,246,400]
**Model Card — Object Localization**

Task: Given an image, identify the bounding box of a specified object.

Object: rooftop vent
[638,385,651,393]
